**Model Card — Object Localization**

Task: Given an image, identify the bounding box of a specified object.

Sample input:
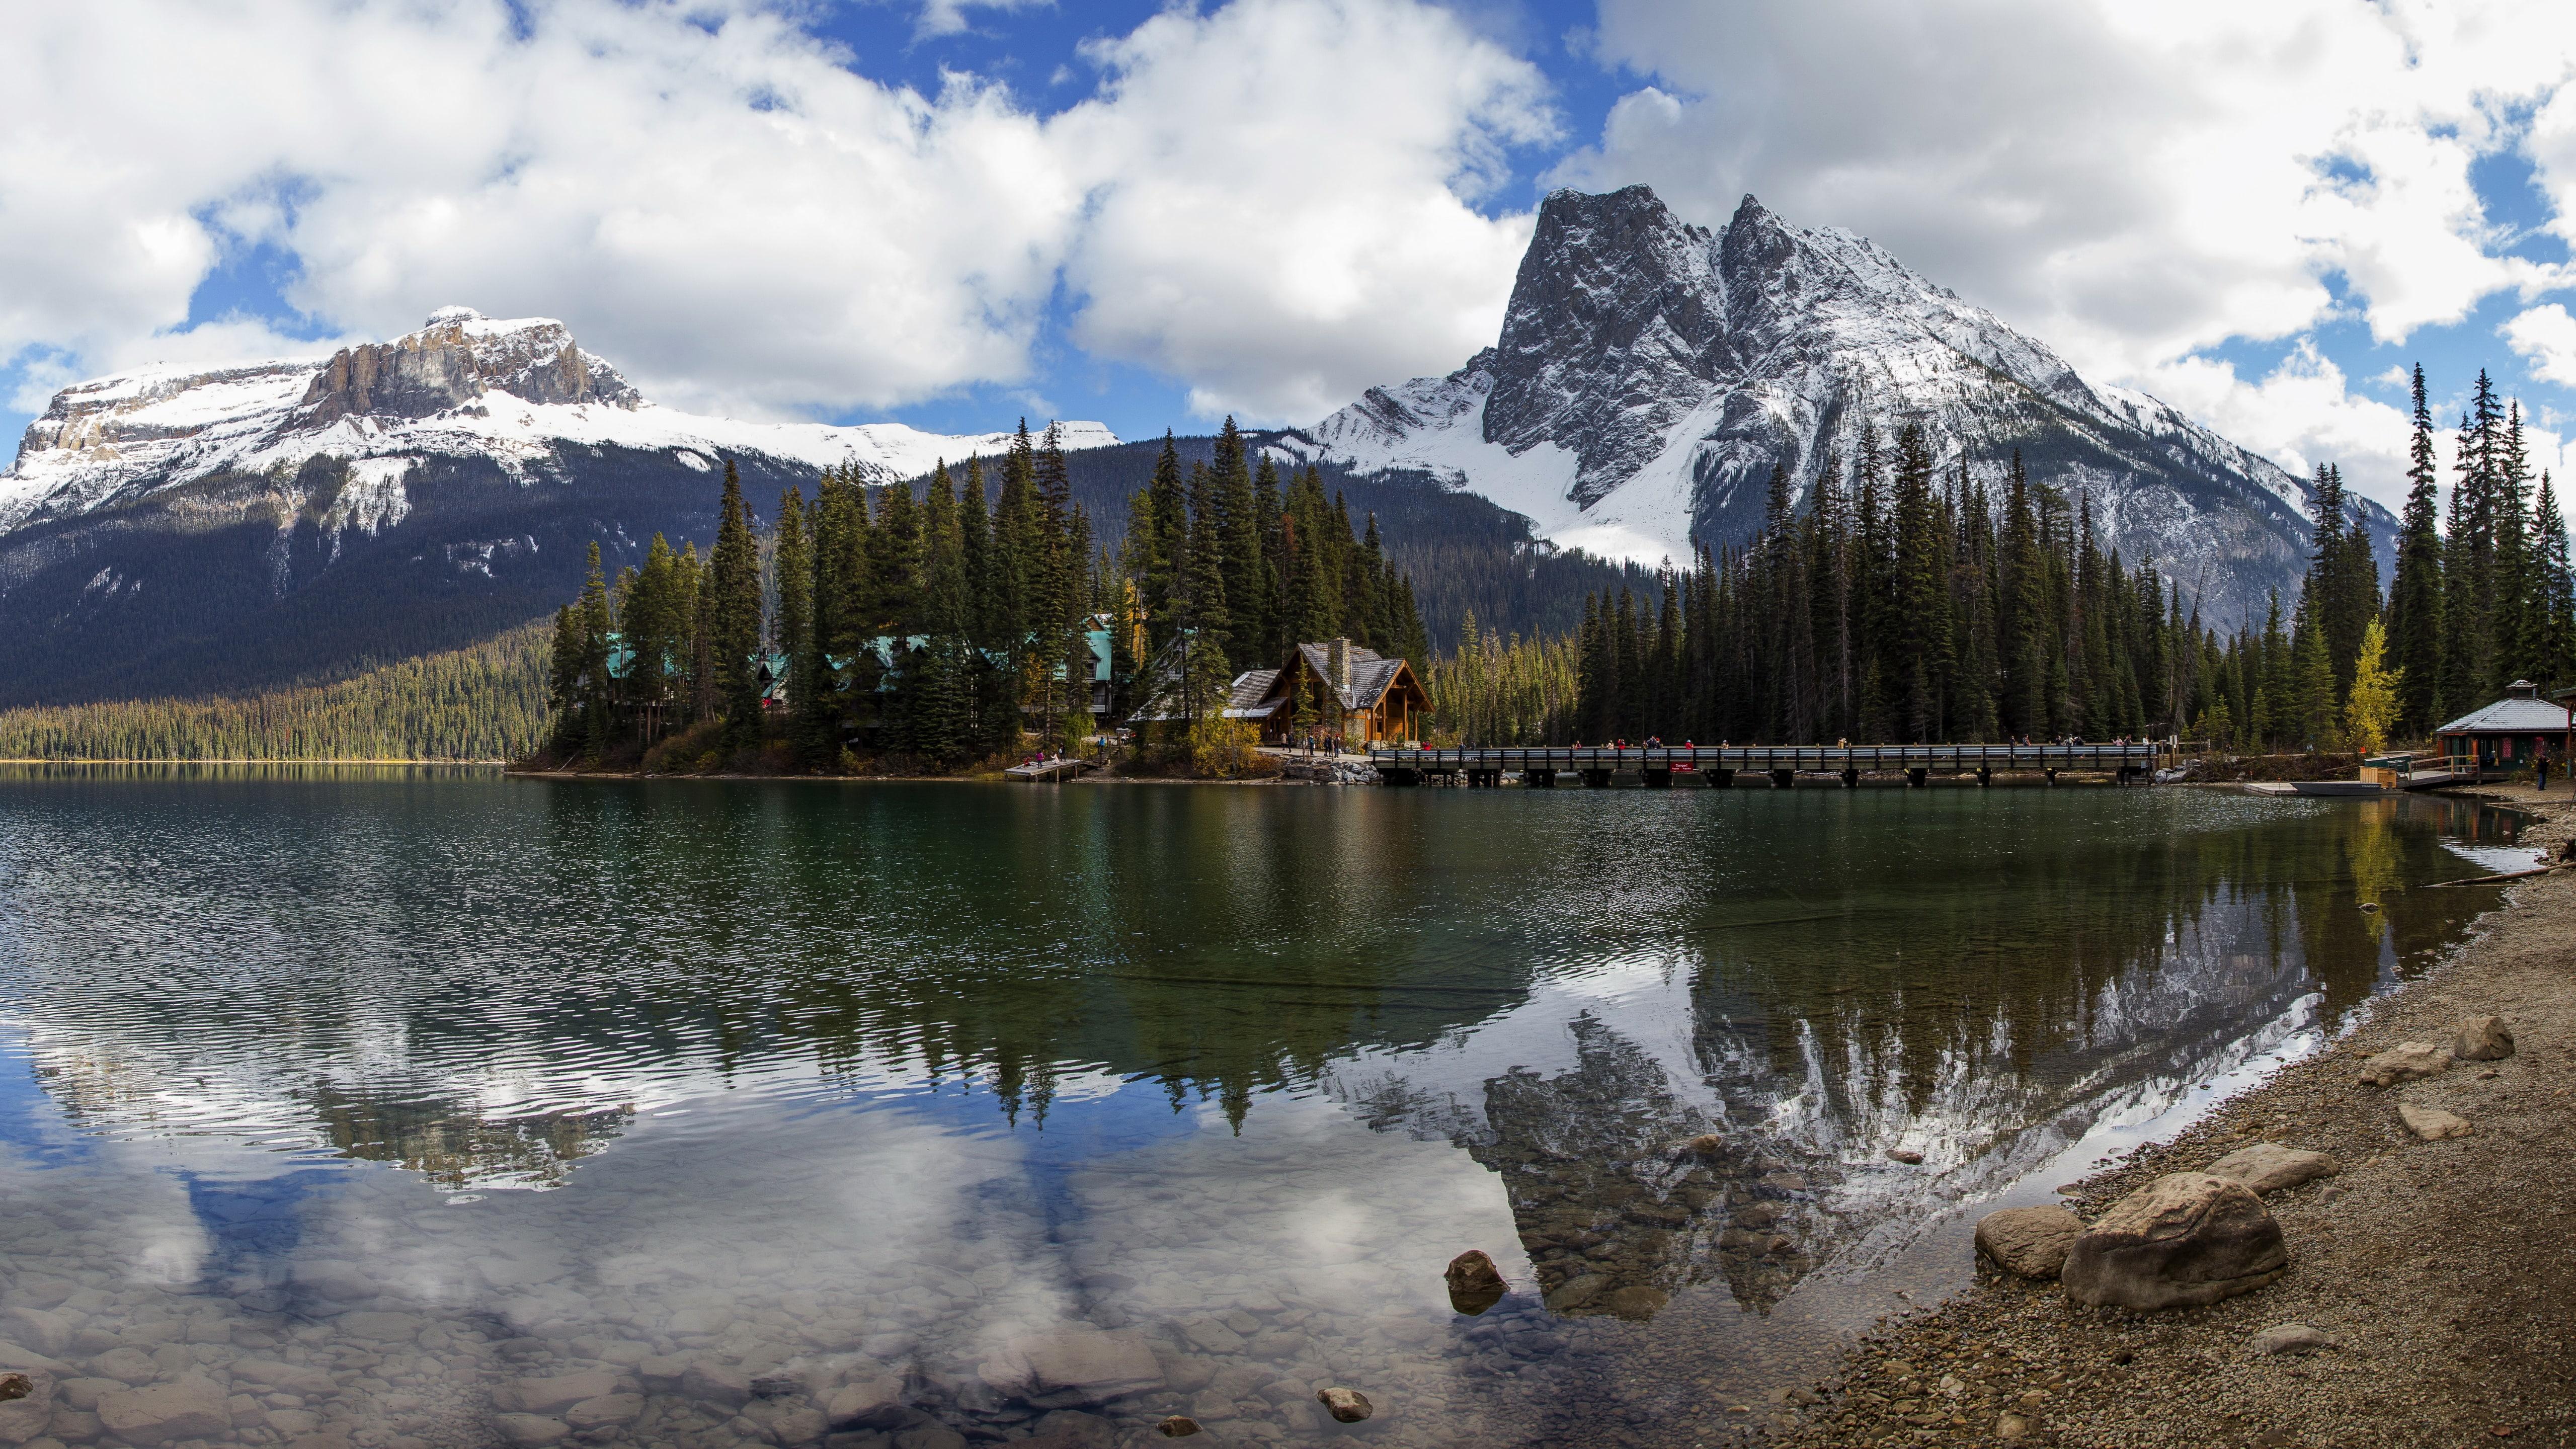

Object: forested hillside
[542,423,1431,770]
[911,430,1650,647]
[0,626,547,761]
[1425,369,2576,753]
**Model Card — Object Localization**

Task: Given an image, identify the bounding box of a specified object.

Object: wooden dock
[1004,757,1094,782]
[1366,742,2164,788]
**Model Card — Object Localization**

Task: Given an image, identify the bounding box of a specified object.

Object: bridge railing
[1367,743,2164,770]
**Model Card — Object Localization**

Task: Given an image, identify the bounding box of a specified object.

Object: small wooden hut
[2436,680,2573,772]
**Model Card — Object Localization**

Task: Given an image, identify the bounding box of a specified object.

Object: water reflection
[0,772,2519,1447]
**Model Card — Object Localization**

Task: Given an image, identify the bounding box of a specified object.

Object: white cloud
[913,0,1054,41]
[1553,0,2576,505]
[2504,302,2576,388]
[0,0,1541,428]
[1054,0,1555,421]
[2140,346,2415,510]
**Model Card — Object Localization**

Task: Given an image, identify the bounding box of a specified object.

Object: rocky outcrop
[1974,1206,2086,1280]
[2060,1173,2287,1310]
[2452,1016,2514,1061]
[2398,1103,2472,1140]
[2204,1142,2342,1195]
[2357,1041,2450,1086]
[296,308,640,427]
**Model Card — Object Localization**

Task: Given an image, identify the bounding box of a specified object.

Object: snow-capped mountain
[3,306,1113,534]
[0,309,1113,706]
[1286,187,2391,627]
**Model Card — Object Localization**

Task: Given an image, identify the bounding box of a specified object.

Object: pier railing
[1365,742,2164,785]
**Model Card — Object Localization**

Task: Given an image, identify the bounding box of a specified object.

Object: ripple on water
[0,769,2520,1445]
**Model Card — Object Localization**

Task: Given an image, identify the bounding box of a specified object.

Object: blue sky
[9,0,2576,510]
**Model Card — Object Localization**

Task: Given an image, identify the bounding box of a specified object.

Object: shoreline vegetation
[1769,782,2574,1449]
[526,423,1431,779]
[0,627,548,763]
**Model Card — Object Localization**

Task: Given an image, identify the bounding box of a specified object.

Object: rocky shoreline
[1769,785,2575,1449]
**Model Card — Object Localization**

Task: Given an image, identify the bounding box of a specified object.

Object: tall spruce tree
[2388,364,2447,732]
[709,464,764,735]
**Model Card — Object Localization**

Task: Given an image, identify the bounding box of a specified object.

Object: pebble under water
[0,768,2528,1448]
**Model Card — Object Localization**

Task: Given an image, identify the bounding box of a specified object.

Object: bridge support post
[1642,769,1671,789]
[1525,769,1555,788]
[1711,769,1734,789]
[1583,770,1612,788]
[1907,767,1928,789]
[1976,767,1992,787]
[1380,768,1419,786]
[2045,768,2058,787]
[1840,768,1860,789]
[1769,768,1795,789]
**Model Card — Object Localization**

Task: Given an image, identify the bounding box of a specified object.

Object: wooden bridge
[1366,742,2168,788]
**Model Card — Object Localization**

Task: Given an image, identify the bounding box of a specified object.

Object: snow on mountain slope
[2,307,1114,533]
[1286,187,2389,627]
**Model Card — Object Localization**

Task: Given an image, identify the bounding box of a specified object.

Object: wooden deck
[1366,742,2164,787]
[1004,757,1094,782]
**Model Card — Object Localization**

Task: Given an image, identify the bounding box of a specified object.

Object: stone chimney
[1328,637,1352,694]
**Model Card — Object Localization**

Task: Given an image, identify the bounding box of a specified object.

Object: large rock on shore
[2205,1142,2341,1195]
[2453,1016,2515,1061]
[2357,1042,2449,1087]
[2398,1103,2472,1140]
[2061,1173,2287,1311]
[1974,1206,2085,1279]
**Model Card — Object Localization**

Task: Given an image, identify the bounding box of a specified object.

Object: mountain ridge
[1283,186,2388,627]
[3,307,1116,535]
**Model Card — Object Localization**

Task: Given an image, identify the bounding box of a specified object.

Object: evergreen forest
[540,420,1429,769]
[1429,367,2576,754]
[0,626,548,761]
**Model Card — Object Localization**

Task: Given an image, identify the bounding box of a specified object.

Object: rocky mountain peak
[1293,184,2393,627]
[296,310,641,428]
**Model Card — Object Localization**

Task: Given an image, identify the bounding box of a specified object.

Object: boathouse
[1223,637,1426,747]
[2436,680,2573,771]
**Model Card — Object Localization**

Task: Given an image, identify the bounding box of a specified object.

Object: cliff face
[296,308,642,426]
[1294,185,2392,628]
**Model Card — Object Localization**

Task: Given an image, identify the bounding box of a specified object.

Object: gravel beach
[1770,785,2576,1449]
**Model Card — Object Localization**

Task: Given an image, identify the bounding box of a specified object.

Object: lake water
[0,770,2532,1449]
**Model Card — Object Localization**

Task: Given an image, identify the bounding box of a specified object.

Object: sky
[7,0,2576,513]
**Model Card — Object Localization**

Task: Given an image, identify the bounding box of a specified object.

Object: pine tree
[2388,364,2446,733]
[709,462,764,734]
[773,487,812,722]
[2534,470,2575,692]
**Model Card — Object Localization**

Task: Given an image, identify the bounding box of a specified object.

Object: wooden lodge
[1223,637,1427,747]
[2436,680,2573,773]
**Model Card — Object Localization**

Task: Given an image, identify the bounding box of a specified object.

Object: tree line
[542,419,1428,768]
[0,626,547,761]
[1431,368,2576,753]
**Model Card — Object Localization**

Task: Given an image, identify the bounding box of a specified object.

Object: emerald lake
[0,771,2533,1449]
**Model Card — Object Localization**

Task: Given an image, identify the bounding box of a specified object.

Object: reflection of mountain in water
[0,778,2503,1205]
[1328,798,2500,1318]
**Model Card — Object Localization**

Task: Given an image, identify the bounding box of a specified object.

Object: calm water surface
[0,770,2533,1448]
